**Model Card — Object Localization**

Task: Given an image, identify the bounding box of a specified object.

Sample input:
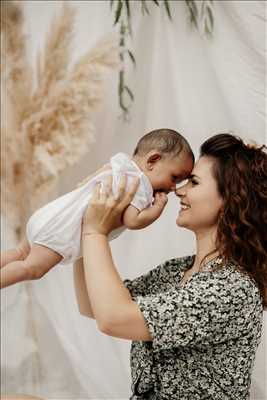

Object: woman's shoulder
[206,262,263,305]
[163,255,194,267]
[157,255,194,275]
[213,261,258,285]
[136,255,194,285]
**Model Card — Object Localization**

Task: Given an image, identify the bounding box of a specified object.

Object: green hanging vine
[110,0,214,119]
[185,0,214,34]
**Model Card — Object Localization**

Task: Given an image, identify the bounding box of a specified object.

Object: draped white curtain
[1,1,266,399]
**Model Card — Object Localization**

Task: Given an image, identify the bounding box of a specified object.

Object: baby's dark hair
[133,128,194,162]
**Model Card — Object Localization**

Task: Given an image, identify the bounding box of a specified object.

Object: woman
[75,133,266,399]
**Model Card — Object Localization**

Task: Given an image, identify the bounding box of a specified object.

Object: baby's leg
[1,248,24,269]
[1,238,30,268]
[0,244,62,289]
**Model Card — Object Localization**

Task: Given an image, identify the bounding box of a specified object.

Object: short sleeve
[134,271,262,352]
[130,174,153,211]
[110,153,153,211]
[124,257,186,297]
[111,170,152,211]
[124,265,164,298]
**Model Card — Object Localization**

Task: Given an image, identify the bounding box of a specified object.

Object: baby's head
[133,129,194,193]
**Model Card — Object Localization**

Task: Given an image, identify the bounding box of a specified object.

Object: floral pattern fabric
[124,256,263,400]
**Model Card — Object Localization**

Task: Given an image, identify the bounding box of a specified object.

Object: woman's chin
[176,216,185,227]
[176,214,192,229]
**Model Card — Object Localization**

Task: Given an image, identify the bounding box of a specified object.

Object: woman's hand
[82,174,140,236]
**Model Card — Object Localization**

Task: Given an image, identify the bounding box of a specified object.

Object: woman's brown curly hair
[200,133,267,308]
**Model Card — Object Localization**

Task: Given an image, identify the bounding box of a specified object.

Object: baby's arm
[123,192,168,230]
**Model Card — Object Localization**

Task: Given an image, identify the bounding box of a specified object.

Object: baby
[0,129,194,288]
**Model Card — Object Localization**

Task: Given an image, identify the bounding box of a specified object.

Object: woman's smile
[180,201,190,211]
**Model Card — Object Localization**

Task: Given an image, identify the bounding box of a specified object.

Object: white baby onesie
[26,153,154,265]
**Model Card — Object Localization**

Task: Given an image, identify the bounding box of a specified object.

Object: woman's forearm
[73,258,95,318]
[82,234,133,329]
[80,175,151,341]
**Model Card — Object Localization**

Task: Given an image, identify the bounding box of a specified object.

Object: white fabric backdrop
[1,1,266,399]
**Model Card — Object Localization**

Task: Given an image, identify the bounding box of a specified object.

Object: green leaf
[119,82,130,113]
[201,0,205,18]
[189,10,198,29]
[204,20,210,35]
[141,0,150,15]
[206,5,214,31]
[124,86,134,101]
[124,0,132,35]
[114,0,123,25]
[127,50,136,67]
[119,99,129,114]
[186,0,198,18]
[163,0,172,20]
[119,70,125,92]
[120,20,126,35]
[151,0,160,5]
[125,0,130,18]
[119,22,125,48]
[192,0,198,16]
[185,0,198,29]
[192,15,198,29]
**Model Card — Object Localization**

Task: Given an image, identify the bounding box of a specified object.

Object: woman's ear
[146,151,162,170]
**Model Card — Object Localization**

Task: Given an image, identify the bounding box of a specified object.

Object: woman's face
[175,156,223,233]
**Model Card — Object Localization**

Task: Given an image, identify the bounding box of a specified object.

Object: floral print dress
[124,256,263,400]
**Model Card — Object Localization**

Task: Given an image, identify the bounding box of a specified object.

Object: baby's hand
[152,192,168,213]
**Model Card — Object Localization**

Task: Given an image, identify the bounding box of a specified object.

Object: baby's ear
[146,151,162,169]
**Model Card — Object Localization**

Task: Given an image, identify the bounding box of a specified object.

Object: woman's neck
[193,227,219,270]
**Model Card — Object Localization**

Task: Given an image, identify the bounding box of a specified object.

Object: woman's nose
[175,185,186,197]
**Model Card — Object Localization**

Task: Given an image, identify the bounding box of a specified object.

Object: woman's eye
[191,179,198,186]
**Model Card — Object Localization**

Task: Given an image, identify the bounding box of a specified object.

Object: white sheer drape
[1,1,266,399]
